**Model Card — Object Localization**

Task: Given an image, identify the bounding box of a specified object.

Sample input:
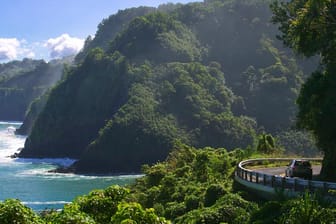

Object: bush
[111,202,170,224]
[204,184,228,207]
[44,203,96,224]
[279,193,336,224]
[74,185,129,223]
[164,202,186,220]
[185,195,201,211]
[0,199,44,224]
[249,201,282,224]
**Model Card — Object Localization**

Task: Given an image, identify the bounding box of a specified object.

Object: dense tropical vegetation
[271,0,336,181]
[17,0,319,173]
[1,144,336,223]
[0,57,72,121]
[0,0,335,223]
[2,0,336,222]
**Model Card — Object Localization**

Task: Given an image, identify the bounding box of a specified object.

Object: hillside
[75,3,189,63]
[0,58,70,121]
[0,58,41,82]
[18,0,317,173]
[75,7,156,63]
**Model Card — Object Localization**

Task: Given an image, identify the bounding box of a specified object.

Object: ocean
[0,121,139,211]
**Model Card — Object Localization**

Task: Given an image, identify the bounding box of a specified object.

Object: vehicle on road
[285,159,312,180]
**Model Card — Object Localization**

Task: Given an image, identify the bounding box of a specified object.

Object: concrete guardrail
[235,158,336,199]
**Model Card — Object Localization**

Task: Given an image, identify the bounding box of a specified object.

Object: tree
[296,65,336,180]
[271,0,336,180]
[271,0,336,64]
[111,202,170,224]
[257,133,276,154]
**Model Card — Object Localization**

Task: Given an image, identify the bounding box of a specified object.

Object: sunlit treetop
[271,0,336,64]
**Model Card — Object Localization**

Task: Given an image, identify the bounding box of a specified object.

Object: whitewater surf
[0,121,138,211]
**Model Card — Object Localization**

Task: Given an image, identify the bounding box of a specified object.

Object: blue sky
[0,0,201,62]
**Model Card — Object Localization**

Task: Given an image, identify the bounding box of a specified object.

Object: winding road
[254,165,321,177]
[235,159,336,199]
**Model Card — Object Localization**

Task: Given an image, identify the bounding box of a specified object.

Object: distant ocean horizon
[0,121,139,211]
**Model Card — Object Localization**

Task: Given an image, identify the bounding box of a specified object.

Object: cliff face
[19,1,313,173]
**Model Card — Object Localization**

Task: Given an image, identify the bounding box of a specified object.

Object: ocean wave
[0,121,23,126]
[14,158,76,167]
[115,174,144,179]
[18,169,143,180]
[0,134,25,163]
[22,201,70,205]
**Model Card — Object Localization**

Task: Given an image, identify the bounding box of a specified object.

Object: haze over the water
[0,0,201,62]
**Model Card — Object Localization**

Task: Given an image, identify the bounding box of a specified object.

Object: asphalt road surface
[254,165,321,177]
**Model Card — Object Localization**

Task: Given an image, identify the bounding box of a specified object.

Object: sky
[0,0,201,62]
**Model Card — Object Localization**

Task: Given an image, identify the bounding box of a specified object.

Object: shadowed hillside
[18,0,318,173]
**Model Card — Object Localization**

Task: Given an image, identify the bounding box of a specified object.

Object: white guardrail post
[234,158,336,199]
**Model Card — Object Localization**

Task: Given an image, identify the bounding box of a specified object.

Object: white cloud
[0,34,84,62]
[0,38,20,60]
[0,38,36,61]
[45,34,84,59]
[19,47,35,59]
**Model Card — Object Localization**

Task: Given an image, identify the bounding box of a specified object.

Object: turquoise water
[0,121,140,211]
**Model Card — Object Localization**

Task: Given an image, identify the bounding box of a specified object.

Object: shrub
[0,199,44,224]
[111,202,170,224]
[204,184,227,207]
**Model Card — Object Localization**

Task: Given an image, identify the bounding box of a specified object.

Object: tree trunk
[320,149,336,181]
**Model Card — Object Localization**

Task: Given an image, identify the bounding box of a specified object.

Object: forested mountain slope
[0,58,41,82]
[75,7,156,63]
[19,0,316,173]
[0,58,70,121]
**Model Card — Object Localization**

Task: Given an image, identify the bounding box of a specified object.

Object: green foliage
[16,90,50,135]
[204,183,228,207]
[111,202,170,224]
[239,37,304,132]
[110,12,203,63]
[164,202,186,220]
[279,194,336,224]
[0,58,41,81]
[271,0,336,180]
[0,58,68,121]
[184,194,201,211]
[276,130,319,156]
[176,193,257,224]
[44,185,169,224]
[257,133,277,154]
[20,51,129,159]
[74,186,130,223]
[44,203,96,224]
[250,201,283,224]
[0,199,44,224]
[43,186,167,224]
[271,0,336,64]
[70,61,256,173]
[75,7,156,63]
[128,144,252,223]
[250,193,336,224]
[3,1,335,223]
[178,0,307,132]
[20,0,314,175]
[296,65,336,180]
[3,143,336,224]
